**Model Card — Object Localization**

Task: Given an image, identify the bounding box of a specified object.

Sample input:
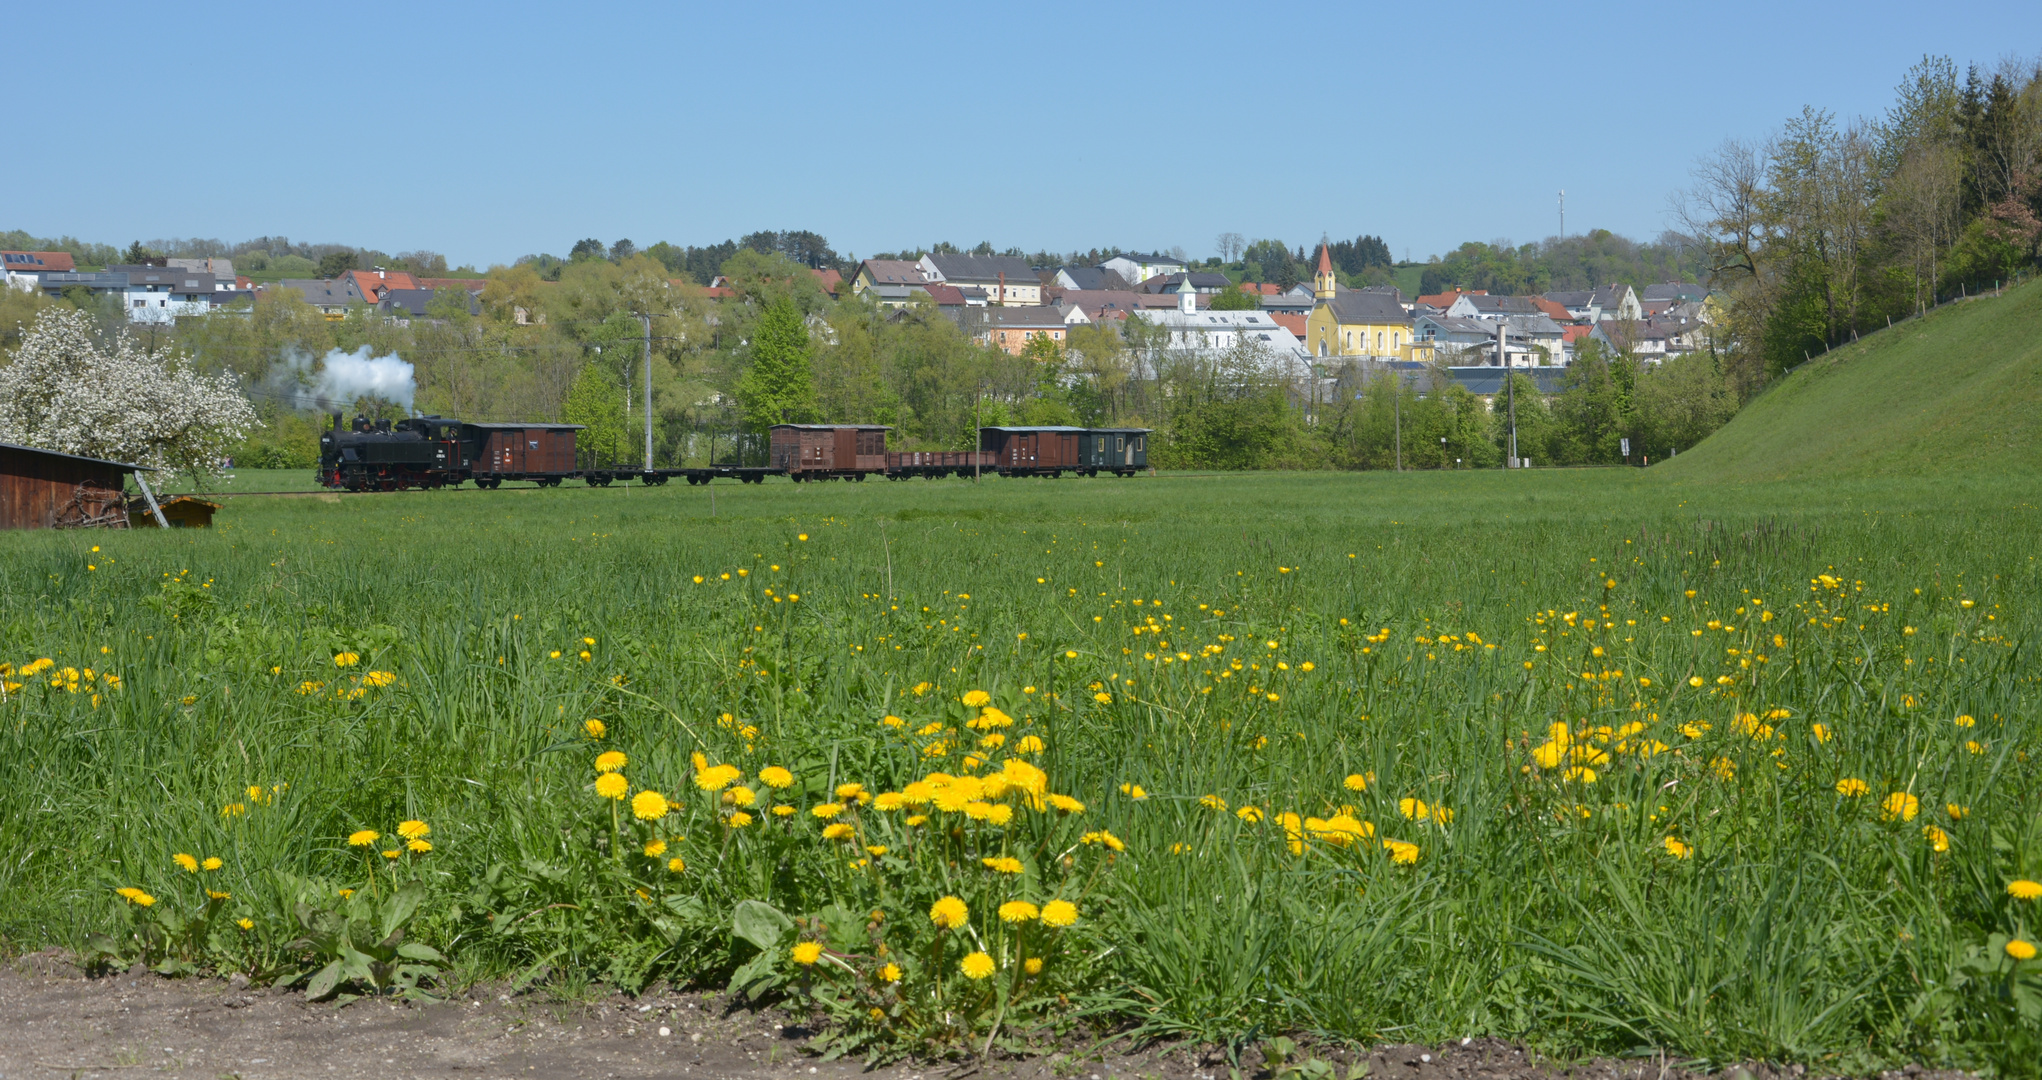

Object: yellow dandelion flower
[791,941,824,965]
[220,802,246,818]
[1835,778,1869,797]
[1663,836,1693,859]
[1344,773,1372,792]
[333,652,359,667]
[594,773,629,800]
[1039,899,1078,927]
[880,963,902,982]
[594,751,628,774]
[822,823,855,840]
[961,690,991,707]
[236,918,254,930]
[1881,792,1921,821]
[347,830,380,847]
[1024,957,1043,974]
[668,856,687,873]
[1047,794,1085,814]
[694,763,742,791]
[1383,839,1421,864]
[835,782,866,800]
[1015,735,1045,754]
[632,790,670,820]
[929,895,969,929]
[871,792,904,811]
[1000,900,1040,923]
[725,811,754,828]
[959,951,996,979]
[381,849,401,860]
[1199,794,1228,812]
[644,839,667,857]
[173,853,198,873]
[1119,783,1147,799]
[2007,939,2037,961]
[116,887,155,907]
[811,802,844,819]
[398,820,430,839]
[1398,798,1430,822]
[583,719,606,739]
[1093,692,1112,704]
[2007,880,2042,900]
[1922,825,1950,853]
[758,766,794,789]
[982,855,1024,874]
[1236,806,1263,823]
[201,856,222,871]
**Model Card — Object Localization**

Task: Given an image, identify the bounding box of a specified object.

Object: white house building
[1099,252,1185,286]
[1133,278,1310,377]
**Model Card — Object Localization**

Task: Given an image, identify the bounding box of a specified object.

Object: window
[132,299,144,308]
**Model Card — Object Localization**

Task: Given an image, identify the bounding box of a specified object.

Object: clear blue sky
[8,2,2038,269]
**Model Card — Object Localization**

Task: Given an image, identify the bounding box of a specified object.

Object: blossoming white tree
[0,307,258,480]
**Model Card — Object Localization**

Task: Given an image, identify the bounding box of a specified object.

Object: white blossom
[0,307,259,479]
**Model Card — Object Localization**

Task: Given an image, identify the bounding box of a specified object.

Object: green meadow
[4,465,2039,1069]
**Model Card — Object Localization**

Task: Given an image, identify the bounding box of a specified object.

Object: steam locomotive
[317,412,1151,491]
[318,413,588,490]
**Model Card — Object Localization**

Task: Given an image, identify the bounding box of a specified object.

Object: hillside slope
[1662,277,2042,480]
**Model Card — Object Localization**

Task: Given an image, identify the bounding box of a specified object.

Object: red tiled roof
[1415,289,1485,309]
[2,250,76,272]
[1529,296,1573,322]
[812,268,842,295]
[1268,312,1308,338]
[1562,325,1593,343]
[1237,281,1280,295]
[923,283,967,305]
[343,270,421,299]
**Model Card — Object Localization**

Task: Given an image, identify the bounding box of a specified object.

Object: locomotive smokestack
[332,411,342,432]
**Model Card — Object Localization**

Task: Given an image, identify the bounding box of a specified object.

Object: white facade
[1099,253,1184,286]
[1135,286,1311,376]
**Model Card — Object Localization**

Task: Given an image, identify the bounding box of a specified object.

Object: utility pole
[1498,320,1517,467]
[640,313,653,472]
[1393,367,1402,472]
[1558,190,1565,239]
[974,380,983,482]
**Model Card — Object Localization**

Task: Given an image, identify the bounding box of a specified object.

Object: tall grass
[0,469,2036,1070]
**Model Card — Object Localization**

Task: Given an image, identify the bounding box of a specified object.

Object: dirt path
[0,953,1962,1080]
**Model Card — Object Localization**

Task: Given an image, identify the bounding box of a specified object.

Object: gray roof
[167,257,235,281]
[1463,294,1539,315]
[1446,367,1571,396]
[860,259,927,285]
[377,288,481,317]
[1544,290,1593,307]
[1139,271,1232,293]
[1641,281,1707,302]
[1324,290,1411,325]
[1109,252,1183,266]
[1056,267,1128,291]
[274,279,364,305]
[1589,283,1633,308]
[984,305,1067,328]
[111,265,214,292]
[0,441,155,471]
[925,253,1036,285]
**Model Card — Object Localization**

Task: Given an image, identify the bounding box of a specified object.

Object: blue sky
[8,2,2039,268]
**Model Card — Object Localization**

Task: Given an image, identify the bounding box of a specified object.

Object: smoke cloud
[265,346,418,415]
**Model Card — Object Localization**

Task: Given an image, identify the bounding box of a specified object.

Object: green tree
[1207,287,1258,311]
[735,298,818,430]
[317,250,356,278]
[562,363,625,465]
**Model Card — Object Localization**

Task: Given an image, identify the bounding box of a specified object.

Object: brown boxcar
[465,423,583,486]
[770,425,889,480]
[0,441,149,529]
[978,426,1086,476]
[883,449,995,478]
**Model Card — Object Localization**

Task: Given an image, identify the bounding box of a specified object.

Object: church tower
[1314,242,1336,300]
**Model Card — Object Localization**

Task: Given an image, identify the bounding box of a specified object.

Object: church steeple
[1313,242,1336,300]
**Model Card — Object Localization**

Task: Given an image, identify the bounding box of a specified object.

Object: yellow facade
[1304,302,1426,362]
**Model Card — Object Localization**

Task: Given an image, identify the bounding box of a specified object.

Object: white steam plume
[265,346,418,415]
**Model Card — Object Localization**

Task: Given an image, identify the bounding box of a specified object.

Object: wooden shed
[0,442,150,530]
[130,495,220,528]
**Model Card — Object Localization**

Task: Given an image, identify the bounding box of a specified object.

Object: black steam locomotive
[318,413,586,490]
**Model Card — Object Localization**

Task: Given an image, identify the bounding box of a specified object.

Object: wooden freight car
[465,422,584,488]
[884,449,996,479]
[770,424,890,481]
[978,426,1088,477]
[1077,428,1151,476]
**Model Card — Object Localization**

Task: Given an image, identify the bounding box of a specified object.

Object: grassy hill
[1663,276,2042,480]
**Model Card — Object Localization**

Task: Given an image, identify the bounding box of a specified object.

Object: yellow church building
[1302,244,1428,362]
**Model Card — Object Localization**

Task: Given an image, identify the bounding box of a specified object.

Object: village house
[1137,278,1311,376]
[1098,252,1185,286]
[917,253,1040,306]
[851,258,931,307]
[979,305,1068,354]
